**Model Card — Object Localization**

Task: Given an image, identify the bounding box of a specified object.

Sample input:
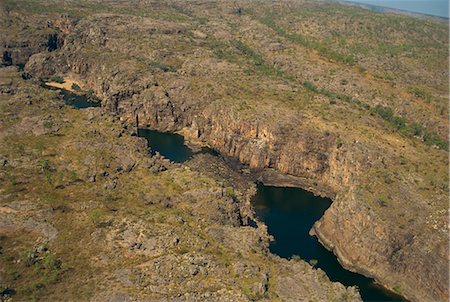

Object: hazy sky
[347,0,449,18]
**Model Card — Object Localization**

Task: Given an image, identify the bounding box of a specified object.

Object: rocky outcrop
[0,66,360,301]
[0,9,67,66]
[27,50,448,301]
[13,3,449,301]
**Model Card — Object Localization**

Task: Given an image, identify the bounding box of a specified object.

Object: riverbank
[2,1,447,300]
[0,66,361,301]
[44,78,82,92]
[137,122,407,301]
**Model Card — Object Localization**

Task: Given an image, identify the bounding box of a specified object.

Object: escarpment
[6,1,448,301]
[0,8,73,66]
[25,47,448,302]
[0,65,362,301]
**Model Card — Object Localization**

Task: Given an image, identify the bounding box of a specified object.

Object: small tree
[50,75,64,84]
[71,83,80,91]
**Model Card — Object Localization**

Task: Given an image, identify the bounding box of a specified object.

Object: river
[48,86,405,301]
[137,127,406,302]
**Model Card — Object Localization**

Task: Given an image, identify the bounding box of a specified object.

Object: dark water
[42,84,100,109]
[137,128,219,163]
[253,183,406,302]
[135,128,406,301]
[60,89,100,109]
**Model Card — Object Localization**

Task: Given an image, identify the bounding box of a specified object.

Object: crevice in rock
[2,51,12,66]
[47,33,59,52]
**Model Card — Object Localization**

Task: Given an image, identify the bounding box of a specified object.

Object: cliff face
[4,1,448,301]
[26,48,448,302]
[0,64,361,301]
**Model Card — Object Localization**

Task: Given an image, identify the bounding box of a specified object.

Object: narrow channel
[42,84,101,109]
[137,127,406,302]
[43,82,405,302]
[137,128,220,162]
[40,79,406,302]
[253,184,405,301]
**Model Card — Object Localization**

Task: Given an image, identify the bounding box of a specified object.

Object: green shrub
[71,83,81,90]
[411,122,423,136]
[317,44,355,65]
[382,171,394,184]
[50,75,64,83]
[150,61,176,72]
[39,159,51,171]
[303,81,338,99]
[303,81,319,93]
[233,40,264,66]
[291,255,301,261]
[8,174,17,186]
[89,209,101,223]
[357,65,367,73]
[408,85,433,102]
[423,131,448,150]
[86,90,100,102]
[370,105,448,150]
[224,187,236,198]
[371,105,406,131]
[17,143,25,154]
[8,270,20,280]
[43,120,53,129]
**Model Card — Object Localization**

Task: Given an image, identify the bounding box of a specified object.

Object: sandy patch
[45,79,83,92]
[0,206,17,214]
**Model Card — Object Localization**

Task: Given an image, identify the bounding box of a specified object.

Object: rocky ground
[0,0,448,301]
[0,66,360,301]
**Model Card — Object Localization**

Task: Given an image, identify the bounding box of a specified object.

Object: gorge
[0,0,448,301]
[136,121,407,301]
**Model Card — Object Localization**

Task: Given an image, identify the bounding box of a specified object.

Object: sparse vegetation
[233,40,286,77]
[258,14,355,65]
[370,105,448,150]
[88,209,101,223]
[43,120,54,129]
[150,61,176,72]
[0,1,447,301]
[71,83,80,91]
[50,75,64,83]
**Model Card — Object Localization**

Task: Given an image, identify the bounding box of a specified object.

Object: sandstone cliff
[1,0,448,301]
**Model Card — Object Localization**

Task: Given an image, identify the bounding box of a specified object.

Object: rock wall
[21,14,448,302]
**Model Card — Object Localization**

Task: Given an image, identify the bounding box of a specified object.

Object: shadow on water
[135,128,406,302]
[252,183,406,302]
[137,128,219,163]
[8,65,410,301]
[42,84,100,109]
[60,90,100,109]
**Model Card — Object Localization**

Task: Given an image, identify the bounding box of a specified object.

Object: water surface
[138,128,194,163]
[60,89,100,109]
[253,183,406,301]
[136,128,406,301]
[137,128,218,163]
[42,84,100,109]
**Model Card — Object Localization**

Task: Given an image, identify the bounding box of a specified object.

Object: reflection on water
[137,128,218,163]
[253,183,406,302]
[136,128,406,302]
[42,84,100,109]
